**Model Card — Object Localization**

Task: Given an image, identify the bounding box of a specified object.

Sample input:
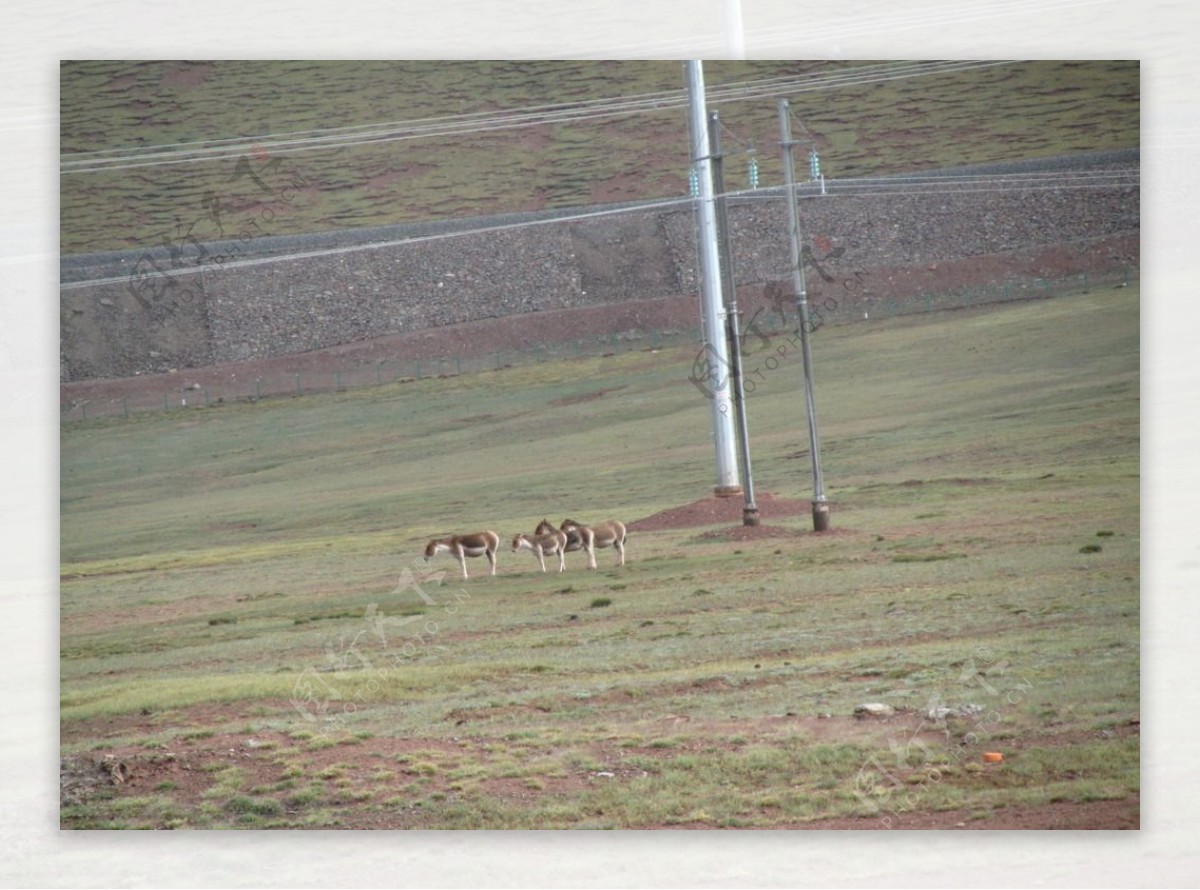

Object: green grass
[60,286,1139,828]
[59,60,1139,254]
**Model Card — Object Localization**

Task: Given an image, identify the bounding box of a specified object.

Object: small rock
[854,703,894,718]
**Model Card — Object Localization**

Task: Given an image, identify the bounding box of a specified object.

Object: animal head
[560,518,581,531]
[511,533,529,551]
[535,519,554,535]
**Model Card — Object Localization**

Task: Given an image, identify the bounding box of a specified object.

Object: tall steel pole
[779,99,830,531]
[686,61,741,498]
[709,110,759,526]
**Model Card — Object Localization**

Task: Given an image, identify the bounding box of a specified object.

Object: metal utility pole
[686,61,741,498]
[779,99,830,532]
[709,110,759,526]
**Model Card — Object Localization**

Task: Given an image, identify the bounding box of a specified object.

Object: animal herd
[423,518,627,579]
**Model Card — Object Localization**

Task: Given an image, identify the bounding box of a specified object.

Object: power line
[790,168,1139,191]
[58,194,699,289]
[61,61,1018,174]
[59,165,1138,290]
[57,61,934,159]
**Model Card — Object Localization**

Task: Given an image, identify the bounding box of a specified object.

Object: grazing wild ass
[559,518,626,569]
[512,529,569,573]
[537,518,588,554]
[537,517,596,569]
[424,531,499,579]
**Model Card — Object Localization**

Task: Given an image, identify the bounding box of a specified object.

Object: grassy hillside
[59,60,1139,254]
[60,286,1139,828]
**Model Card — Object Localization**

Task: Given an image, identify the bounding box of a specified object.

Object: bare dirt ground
[60,236,1137,408]
[629,490,808,532]
[60,700,1140,829]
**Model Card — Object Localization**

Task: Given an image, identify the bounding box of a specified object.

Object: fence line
[61,267,1137,423]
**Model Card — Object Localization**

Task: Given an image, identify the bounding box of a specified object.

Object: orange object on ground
[982,752,1004,763]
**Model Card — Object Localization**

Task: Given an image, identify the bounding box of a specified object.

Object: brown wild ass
[559,518,626,569]
[537,518,598,569]
[537,518,589,558]
[511,528,569,573]
[424,531,499,579]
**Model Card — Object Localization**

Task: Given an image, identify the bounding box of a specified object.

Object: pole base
[714,485,743,498]
[742,506,760,527]
[812,500,831,532]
